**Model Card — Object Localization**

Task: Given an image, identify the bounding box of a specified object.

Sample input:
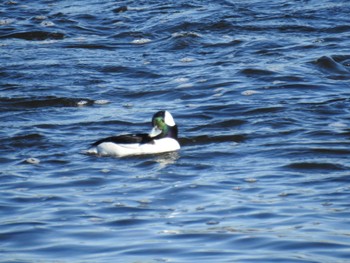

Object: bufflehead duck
[87,111,180,157]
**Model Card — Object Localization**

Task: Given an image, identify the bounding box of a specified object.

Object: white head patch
[164,111,176,126]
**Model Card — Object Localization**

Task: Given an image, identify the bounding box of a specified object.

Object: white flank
[87,138,180,157]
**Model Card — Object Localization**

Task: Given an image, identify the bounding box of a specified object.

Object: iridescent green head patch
[153,117,166,130]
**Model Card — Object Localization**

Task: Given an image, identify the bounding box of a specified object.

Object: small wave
[94,100,110,105]
[203,38,242,48]
[131,38,152,44]
[314,56,350,75]
[9,133,45,142]
[332,55,350,64]
[234,24,317,34]
[163,28,204,50]
[40,21,55,27]
[179,57,195,63]
[188,119,246,132]
[241,90,262,96]
[100,65,129,73]
[205,20,235,31]
[171,31,202,38]
[0,31,65,41]
[107,218,147,227]
[325,25,350,34]
[245,106,285,115]
[3,133,46,149]
[239,68,276,76]
[25,157,40,165]
[100,66,161,78]
[64,43,115,50]
[0,18,15,25]
[285,162,346,171]
[113,6,128,13]
[0,97,94,108]
[179,134,245,146]
[310,147,350,155]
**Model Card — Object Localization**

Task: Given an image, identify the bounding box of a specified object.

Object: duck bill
[149,126,162,138]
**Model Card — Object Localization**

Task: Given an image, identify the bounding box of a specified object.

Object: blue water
[1,0,350,262]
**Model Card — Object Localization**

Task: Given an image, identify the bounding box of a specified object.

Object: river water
[1,0,350,262]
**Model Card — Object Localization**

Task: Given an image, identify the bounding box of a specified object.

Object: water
[1,0,350,262]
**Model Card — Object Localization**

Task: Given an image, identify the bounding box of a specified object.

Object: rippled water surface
[1,0,350,262]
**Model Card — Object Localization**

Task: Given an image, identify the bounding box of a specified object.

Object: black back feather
[92,133,153,146]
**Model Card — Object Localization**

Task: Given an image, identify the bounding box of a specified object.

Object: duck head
[149,111,178,139]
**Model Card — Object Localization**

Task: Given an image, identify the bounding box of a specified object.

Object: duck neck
[155,125,178,140]
[165,125,178,139]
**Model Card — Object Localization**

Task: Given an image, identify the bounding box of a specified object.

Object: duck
[87,110,180,157]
